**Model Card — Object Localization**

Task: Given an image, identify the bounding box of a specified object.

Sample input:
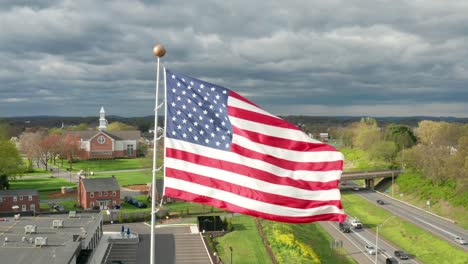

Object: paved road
[353,188,468,251]
[320,221,419,264]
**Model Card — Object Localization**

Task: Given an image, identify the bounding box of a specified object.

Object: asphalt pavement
[354,188,468,251]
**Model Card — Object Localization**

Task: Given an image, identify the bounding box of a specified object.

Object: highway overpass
[341,170,401,188]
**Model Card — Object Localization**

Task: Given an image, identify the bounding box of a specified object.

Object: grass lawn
[89,170,156,186]
[261,220,357,264]
[20,168,51,177]
[216,215,272,264]
[60,158,150,172]
[342,192,468,264]
[10,177,76,192]
[340,148,392,171]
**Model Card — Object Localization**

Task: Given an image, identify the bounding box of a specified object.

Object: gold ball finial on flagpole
[153,44,166,57]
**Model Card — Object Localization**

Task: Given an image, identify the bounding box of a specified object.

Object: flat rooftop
[0,212,101,264]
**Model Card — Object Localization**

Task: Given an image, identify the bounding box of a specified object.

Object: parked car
[352,186,360,191]
[454,237,467,245]
[394,250,409,260]
[50,203,65,212]
[125,197,147,208]
[377,199,385,205]
[365,245,376,255]
[386,257,399,264]
[339,223,351,233]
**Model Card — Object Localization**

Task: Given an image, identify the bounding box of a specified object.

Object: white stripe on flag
[228,96,279,119]
[164,177,345,217]
[229,116,322,143]
[166,139,342,182]
[166,157,341,200]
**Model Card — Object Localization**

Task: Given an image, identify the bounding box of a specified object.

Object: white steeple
[99,106,107,131]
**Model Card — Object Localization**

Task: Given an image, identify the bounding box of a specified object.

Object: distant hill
[1,115,467,136]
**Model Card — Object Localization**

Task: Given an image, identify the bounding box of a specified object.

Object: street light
[375,216,396,263]
[229,246,233,264]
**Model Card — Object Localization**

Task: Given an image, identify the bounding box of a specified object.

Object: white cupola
[98,106,107,131]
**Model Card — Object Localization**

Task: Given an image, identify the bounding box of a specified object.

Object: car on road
[365,245,376,255]
[394,250,409,260]
[385,257,399,264]
[339,223,351,233]
[376,199,385,205]
[454,236,467,245]
[350,218,362,229]
[352,186,359,191]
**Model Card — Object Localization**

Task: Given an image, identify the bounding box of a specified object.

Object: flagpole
[150,44,166,264]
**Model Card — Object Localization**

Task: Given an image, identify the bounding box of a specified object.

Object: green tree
[67,123,90,131]
[0,123,9,141]
[48,127,64,135]
[369,140,398,163]
[384,124,416,150]
[0,140,23,189]
[106,122,137,131]
[352,118,381,150]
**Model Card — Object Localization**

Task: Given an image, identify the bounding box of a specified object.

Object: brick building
[0,189,40,213]
[77,176,120,210]
[64,107,141,160]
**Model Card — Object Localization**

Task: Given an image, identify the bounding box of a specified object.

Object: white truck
[349,217,362,229]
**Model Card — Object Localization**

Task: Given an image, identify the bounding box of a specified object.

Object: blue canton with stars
[165,69,233,151]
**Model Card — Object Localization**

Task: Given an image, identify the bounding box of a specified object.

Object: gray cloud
[0,0,467,117]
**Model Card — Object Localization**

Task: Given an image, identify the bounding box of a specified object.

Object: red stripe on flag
[228,105,300,131]
[232,126,337,152]
[229,91,261,108]
[165,168,342,209]
[230,144,344,171]
[166,148,340,190]
[164,187,346,223]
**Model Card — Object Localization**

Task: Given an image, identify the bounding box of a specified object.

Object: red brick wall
[78,180,120,209]
[114,150,124,158]
[0,195,40,213]
[90,133,113,151]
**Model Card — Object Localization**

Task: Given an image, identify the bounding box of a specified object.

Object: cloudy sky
[1,0,467,118]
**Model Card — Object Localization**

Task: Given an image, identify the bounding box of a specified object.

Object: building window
[127,144,134,156]
[112,191,116,196]
[90,202,94,208]
[28,195,33,201]
[104,191,108,196]
[13,196,17,202]
[113,200,117,205]
[19,196,23,201]
[98,191,102,196]
[30,204,35,211]
[90,192,94,198]
[97,135,106,144]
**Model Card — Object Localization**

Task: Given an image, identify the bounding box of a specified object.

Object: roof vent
[52,219,64,228]
[69,211,77,218]
[24,225,37,234]
[80,227,87,238]
[34,237,48,247]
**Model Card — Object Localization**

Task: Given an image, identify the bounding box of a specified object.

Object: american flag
[163,69,346,223]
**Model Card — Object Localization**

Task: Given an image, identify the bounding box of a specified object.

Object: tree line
[334,118,468,194]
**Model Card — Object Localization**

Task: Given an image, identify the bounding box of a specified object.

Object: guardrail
[375,191,456,224]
